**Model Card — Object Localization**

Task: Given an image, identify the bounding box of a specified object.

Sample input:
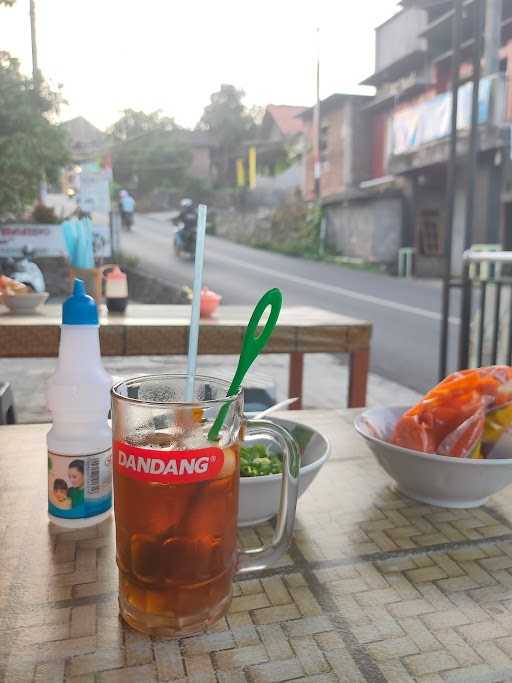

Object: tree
[0,52,69,218]
[108,111,192,196]
[198,84,258,184]
[108,109,176,142]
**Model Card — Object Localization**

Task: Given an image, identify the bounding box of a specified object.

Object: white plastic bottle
[47,279,113,528]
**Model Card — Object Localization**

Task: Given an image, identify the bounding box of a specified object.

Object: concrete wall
[324,196,402,263]
[375,8,427,72]
[212,207,273,245]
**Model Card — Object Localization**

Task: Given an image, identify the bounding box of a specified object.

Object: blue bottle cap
[62,279,99,325]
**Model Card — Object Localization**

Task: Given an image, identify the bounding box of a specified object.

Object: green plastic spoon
[208,288,283,441]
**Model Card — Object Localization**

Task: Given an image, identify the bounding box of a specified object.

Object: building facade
[301,94,404,264]
[361,0,512,275]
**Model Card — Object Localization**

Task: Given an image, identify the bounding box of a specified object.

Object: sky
[0,0,400,131]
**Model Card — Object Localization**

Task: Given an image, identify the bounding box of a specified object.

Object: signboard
[391,76,493,156]
[0,223,112,258]
[78,171,111,214]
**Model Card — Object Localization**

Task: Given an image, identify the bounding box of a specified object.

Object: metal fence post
[458,254,472,369]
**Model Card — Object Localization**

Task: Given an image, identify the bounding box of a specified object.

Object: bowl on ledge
[2,292,49,314]
[355,405,512,508]
[238,417,330,526]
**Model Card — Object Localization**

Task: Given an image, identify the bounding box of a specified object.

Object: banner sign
[78,171,111,214]
[392,76,492,155]
[0,223,112,258]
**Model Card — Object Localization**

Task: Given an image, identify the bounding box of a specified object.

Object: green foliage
[107,109,176,142]
[0,52,69,218]
[198,84,258,184]
[266,197,322,257]
[109,119,192,196]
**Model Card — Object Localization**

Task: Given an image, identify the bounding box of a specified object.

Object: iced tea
[113,435,239,636]
[112,374,300,637]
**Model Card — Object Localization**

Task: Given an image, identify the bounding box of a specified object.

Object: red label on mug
[113,441,224,484]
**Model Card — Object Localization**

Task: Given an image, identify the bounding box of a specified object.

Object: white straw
[185,204,207,401]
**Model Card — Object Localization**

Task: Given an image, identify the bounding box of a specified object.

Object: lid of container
[106,266,127,280]
[62,279,99,325]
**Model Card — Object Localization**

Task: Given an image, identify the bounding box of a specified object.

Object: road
[120,213,459,393]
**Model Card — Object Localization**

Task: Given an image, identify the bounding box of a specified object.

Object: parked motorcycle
[0,246,46,292]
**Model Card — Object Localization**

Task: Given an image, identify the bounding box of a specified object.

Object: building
[312,1,512,274]
[260,105,307,143]
[247,105,307,200]
[359,0,512,275]
[300,94,405,264]
[61,117,107,163]
[300,94,372,200]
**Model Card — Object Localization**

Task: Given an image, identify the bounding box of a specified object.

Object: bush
[255,197,321,258]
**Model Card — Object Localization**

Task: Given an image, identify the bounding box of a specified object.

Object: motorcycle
[0,246,46,292]
[172,214,196,260]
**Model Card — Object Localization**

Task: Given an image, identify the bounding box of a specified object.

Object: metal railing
[457,250,512,371]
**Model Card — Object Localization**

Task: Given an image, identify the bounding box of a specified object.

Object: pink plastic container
[200,287,222,318]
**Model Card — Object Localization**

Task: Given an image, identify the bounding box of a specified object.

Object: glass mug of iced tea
[112,374,299,636]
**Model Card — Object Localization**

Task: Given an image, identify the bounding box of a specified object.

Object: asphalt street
[120,213,460,393]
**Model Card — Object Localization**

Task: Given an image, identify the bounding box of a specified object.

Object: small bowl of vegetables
[238,417,329,526]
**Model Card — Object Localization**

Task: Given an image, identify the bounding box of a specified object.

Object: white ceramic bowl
[355,405,512,508]
[2,292,49,314]
[238,417,330,526]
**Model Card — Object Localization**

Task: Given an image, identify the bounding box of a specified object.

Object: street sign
[0,223,112,258]
[78,171,111,214]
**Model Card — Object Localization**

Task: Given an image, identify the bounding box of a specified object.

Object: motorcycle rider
[119,190,136,230]
[174,198,197,254]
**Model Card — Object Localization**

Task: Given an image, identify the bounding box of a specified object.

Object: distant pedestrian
[119,190,135,230]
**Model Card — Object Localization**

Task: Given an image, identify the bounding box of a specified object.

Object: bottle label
[113,441,224,484]
[48,448,112,519]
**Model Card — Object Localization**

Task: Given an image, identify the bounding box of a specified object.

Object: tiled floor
[0,352,422,423]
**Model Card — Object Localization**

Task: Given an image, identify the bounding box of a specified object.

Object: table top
[0,304,371,357]
[4,410,512,682]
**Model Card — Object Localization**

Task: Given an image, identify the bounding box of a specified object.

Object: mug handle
[237,419,300,574]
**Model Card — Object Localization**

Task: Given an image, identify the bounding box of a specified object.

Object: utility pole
[313,27,321,202]
[29,0,39,91]
[30,0,46,202]
[439,0,463,379]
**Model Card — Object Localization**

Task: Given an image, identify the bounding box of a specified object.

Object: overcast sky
[1,0,399,130]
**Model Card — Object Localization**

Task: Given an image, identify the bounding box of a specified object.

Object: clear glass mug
[111,374,300,637]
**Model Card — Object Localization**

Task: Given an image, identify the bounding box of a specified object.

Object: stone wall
[122,265,189,304]
[212,206,273,245]
[34,257,187,304]
[324,196,403,264]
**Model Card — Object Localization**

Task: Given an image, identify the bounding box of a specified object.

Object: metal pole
[439,0,463,379]
[29,0,39,91]
[458,0,484,368]
[313,27,321,202]
[464,0,483,252]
